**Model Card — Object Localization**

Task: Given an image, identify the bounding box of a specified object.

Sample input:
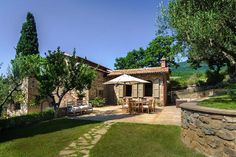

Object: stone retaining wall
[171,88,225,103]
[180,103,236,157]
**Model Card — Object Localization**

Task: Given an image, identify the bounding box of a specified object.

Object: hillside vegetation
[170,62,209,89]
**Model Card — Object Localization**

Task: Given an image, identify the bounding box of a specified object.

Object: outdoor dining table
[129,100,149,114]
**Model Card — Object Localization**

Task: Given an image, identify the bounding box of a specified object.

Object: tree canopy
[16,12,39,57]
[168,0,236,77]
[114,48,146,69]
[37,48,96,112]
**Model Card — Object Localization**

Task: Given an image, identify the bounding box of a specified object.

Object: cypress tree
[16,12,39,57]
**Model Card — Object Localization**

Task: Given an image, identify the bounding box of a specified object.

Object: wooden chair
[133,101,141,113]
[121,98,129,112]
[128,100,136,114]
[142,100,152,113]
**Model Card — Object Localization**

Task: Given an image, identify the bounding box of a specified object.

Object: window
[144,81,153,97]
[97,89,103,97]
[14,103,21,110]
[125,85,132,97]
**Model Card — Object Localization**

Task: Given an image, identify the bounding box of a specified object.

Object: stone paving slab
[72,105,181,126]
[58,122,114,157]
[154,106,181,126]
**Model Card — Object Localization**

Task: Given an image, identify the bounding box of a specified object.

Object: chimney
[161,58,167,67]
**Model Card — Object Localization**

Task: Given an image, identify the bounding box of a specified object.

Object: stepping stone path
[58,122,115,157]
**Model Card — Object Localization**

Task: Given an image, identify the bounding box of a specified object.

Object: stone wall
[180,103,236,157]
[172,88,226,102]
[6,104,28,117]
[89,71,107,100]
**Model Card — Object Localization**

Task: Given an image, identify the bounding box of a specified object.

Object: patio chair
[121,98,129,111]
[128,100,136,114]
[142,99,152,113]
[133,101,141,113]
[152,99,160,112]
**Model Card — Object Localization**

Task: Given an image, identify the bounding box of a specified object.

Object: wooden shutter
[119,85,124,98]
[132,84,138,97]
[153,79,160,98]
[138,84,144,97]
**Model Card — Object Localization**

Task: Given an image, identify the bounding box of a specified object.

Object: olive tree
[37,48,96,115]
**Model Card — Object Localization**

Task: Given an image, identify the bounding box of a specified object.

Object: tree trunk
[213,41,236,78]
[53,96,64,118]
[0,83,21,117]
[0,106,3,118]
[53,103,59,118]
[50,89,71,118]
[228,64,236,82]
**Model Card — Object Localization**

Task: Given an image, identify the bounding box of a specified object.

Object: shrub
[90,97,106,107]
[168,79,183,90]
[228,90,236,101]
[206,70,224,85]
[0,109,54,131]
[187,73,205,86]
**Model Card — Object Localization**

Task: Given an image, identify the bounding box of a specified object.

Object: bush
[187,73,205,86]
[228,90,236,101]
[206,70,224,85]
[0,109,54,131]
[168,79,183,90]
[90,97,106,107]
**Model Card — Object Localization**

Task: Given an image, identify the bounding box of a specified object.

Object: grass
[0,118,100,157]
[90,123,205,157]
[199,95,236,109]
[199,83,236,109]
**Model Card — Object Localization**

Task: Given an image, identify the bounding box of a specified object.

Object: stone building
[106,62,169,106]
[7,55,169,116]
[59,57,169,107]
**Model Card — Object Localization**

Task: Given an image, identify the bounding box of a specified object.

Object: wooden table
[129,101,148,114]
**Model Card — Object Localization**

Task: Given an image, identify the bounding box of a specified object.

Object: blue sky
[0,0,167,73]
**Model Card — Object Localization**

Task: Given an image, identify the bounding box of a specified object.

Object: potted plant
[77,91,86,100]
[90,97,106,107]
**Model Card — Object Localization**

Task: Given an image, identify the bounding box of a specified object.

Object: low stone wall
[180,103,236,157]
[171,88,226,102]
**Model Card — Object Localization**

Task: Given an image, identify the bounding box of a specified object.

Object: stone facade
[106,73,168,106]
[180,103,236,157]
[60,70,108,107]
[6,77,39,117]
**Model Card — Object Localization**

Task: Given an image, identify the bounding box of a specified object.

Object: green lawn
[0,118,100,157]
[90,123,205,157]
[0,119,204,157]
[199,83,236,109]
[199,94,236,109]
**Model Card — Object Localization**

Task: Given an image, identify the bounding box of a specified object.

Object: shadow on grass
[203,95,233,103]
[0,118,100,143]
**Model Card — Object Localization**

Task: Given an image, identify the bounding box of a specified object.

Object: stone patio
[70,105,181,126]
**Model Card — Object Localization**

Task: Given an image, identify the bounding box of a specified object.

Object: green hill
[171,62,208,77]
[170,62,209,88]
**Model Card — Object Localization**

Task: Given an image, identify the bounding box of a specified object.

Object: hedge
[0,109,54,131]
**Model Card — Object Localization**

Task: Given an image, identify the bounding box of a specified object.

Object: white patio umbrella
[103,74,149,85]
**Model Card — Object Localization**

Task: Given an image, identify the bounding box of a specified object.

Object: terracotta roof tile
[108,67,169,76]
